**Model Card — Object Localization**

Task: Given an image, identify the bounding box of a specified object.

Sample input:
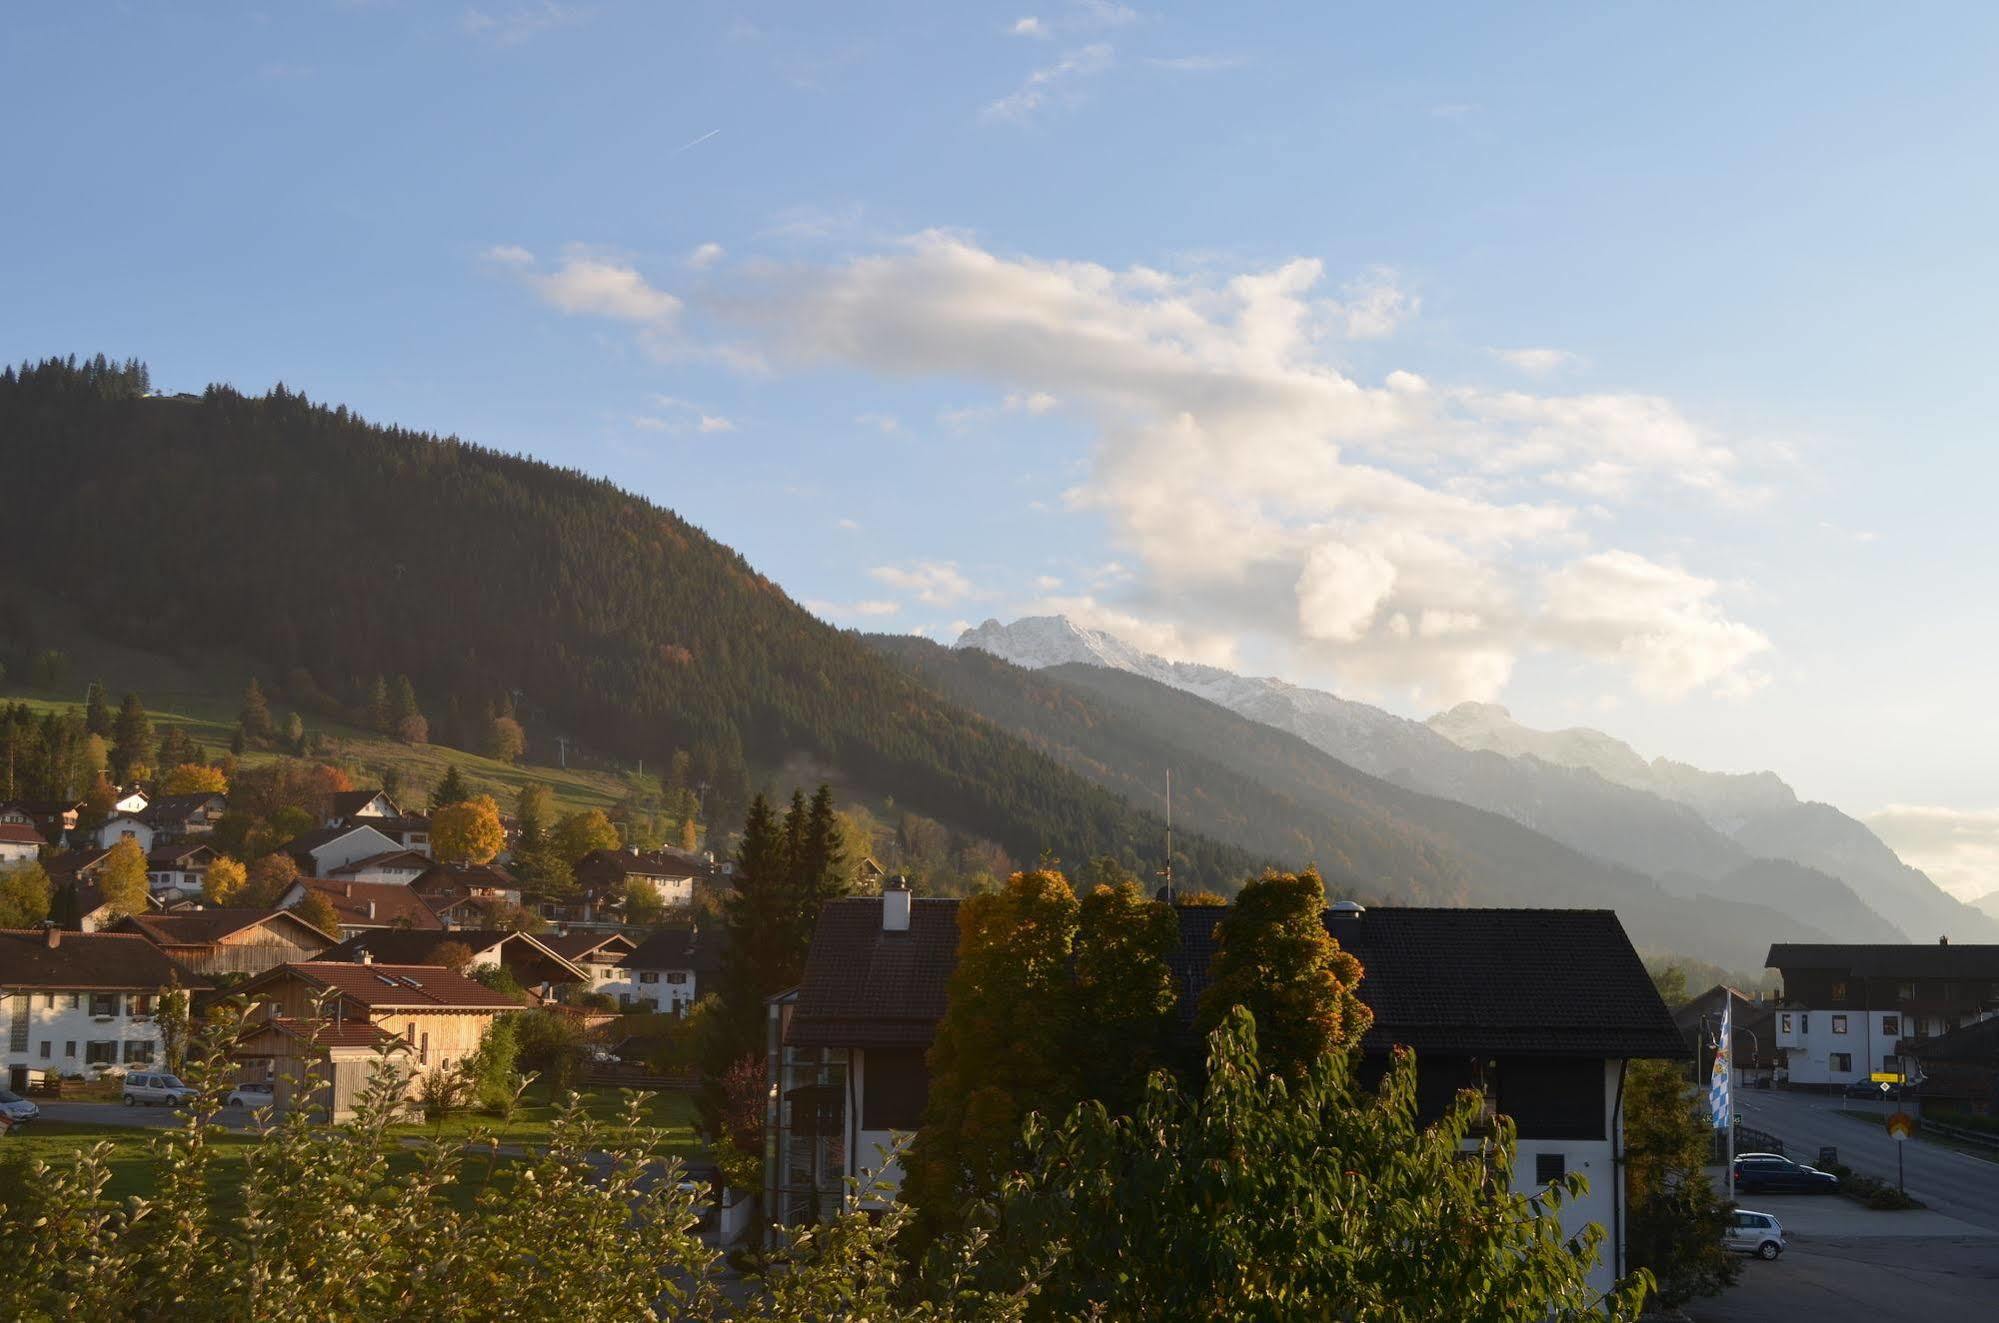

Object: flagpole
[1724,995,1735,1203]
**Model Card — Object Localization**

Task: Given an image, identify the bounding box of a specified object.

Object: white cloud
[1538,551,1770,699]
[1145,55,1248,72]
[1863,806,1999,902]
[804,598,902,622]
[461,3,584,46]
[870,561,975,606]
[1071,0,1140,28]
[687,231,1773,703]
[984,43,1113,122]
[1033,574,1064,590]
[482,243,536,266]
[529,254,680,323]
[1011,16,1048,38]
[855,412,901,434]
[836,517,862,532]
[855,599,900,616]
[1006,390,1059,414]
[636,394,735,435]
[1491,347,1578,376]
[687,242,726,269]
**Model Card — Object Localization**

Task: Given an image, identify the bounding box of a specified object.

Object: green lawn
[390,1081,704,1157]
[0,1120,261,1211]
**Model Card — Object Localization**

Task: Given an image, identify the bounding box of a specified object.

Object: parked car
[1734,1154,1840,1194]
[1724,1209,1787,1259]
[1843,1079,1892,1100]
[224,1083,275,1110]
[122,1072,197,1107]
[0,1087,41,1127]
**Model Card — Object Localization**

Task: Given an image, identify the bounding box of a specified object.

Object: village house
[1673,984,1777,1089]
[282,823,401,877]
[2,800,81,844]
[234,960,519,1120]
[0,803,34,828]
[325,789,402,825]
[767,890,1685,1296]
[145,841,217,901]
[113,908,334,979]
[1768,940,1999,1087]
[140,793,227,842]
[93,813,155,852]
[540,932,639,1002]
[278,878,443,939]
[574,846,709,913]
[411,861,522,928]
[616,927,719,1015]
[1906,1015,1999,1111]
[0,821,42,869]
[315,928,583,1000]
[1,927,202,1091]
[110,788,149,817]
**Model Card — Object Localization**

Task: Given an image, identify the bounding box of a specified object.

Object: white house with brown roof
[93,813,155,852]
[235,960,520,1120]
[0,822,42,869]
[1,927,202,1091]
[283,824,401,876]
[277,879,444,939]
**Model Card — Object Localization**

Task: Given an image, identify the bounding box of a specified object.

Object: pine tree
[239,677,274,743]
[430,764,471,811]
[390,674,420,726]
[109,694,152,784]
[83,680,112,737]
[789,784,849,950]
[366,675,391,732]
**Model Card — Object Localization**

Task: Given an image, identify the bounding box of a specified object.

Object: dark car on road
[1843,1079,1893,1100]
[1734,1154,1840,1194]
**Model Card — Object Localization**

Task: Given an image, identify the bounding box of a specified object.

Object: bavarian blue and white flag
[1709,995,1733,1130]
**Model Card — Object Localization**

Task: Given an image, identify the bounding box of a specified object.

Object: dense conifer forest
[0,356,1261,887]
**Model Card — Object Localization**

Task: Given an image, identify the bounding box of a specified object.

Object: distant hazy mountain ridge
[958,616,1994,945]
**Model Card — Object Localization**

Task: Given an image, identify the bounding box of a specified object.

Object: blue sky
[8,3,1999,891]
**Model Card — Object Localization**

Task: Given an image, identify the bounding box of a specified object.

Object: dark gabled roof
[328,849,431,875]
[1907,1013,1999,1063]
[297,879,443,931]
[314,929,583,981]
[147,842,217,867]
[240,961,522,1011]
[1766,943,1999,980]
[0,929,205,990]
[142,794,225,823]
[627,926,725,975]
[412,861,519,894]
[787,899,1687,1059]
[116,908,334,948]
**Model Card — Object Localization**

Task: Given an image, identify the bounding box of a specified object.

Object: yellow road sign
[1885,1112,1917,1141]
[1870,1071,1905,1084]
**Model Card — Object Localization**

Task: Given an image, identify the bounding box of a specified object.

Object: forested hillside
[872,635,1843,968]
[0,356,1260,887]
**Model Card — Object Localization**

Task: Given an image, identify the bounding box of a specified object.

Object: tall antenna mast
[1161,768,1174,903]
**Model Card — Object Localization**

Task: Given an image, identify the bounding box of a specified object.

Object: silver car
[0,1087,40,1127]
[122,1072,197,1107]
[1725,1208,1786,1259]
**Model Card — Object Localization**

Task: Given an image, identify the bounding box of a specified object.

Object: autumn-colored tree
[622,878,666,927]
[97,839,150,919]
[154,725,202,773]
[202,856,248,905]
[162,763,228,795]
[0,861,52,927]
[1178,889,1229,906]
[431,940,477,972]
[396,713,430,745]
[1071,879,1182,1110]
[290,888,342,939]
[484,715,525,764]
[903,869,1080,1241]
[432,794,505,864]
[552,808,620,863]
[242,853,301,907]
[1196,869,1371,1079]
[77,771,118,838]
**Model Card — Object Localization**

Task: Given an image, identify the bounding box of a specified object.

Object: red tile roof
[0,929,204,990]
[0,822,44,846]
[240,1016,407,1052]
[300,879,442,931]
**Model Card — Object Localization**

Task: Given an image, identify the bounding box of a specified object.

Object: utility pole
[555,735,569,769]
[1158,768,1174,903]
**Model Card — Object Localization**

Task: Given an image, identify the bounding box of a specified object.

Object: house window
[666,972,687,985]
[1898,982,1916,1001]
[1778,1013,1792,1034]
[38,1041,51,1058]
[1831,982,1848,1003]
[43,993,55,1010]
[1535,1153,1567,1186]
[89,994,118,1017]
[124,1041,154,1064]
[639,972,659,984]
[85,1041,117,1064]
[1881,1014,1901,1037]
[67,994,79,1009]
[63,1041,75,1058]
[1831,1015,1848,1035]
[1830,1053,1852,1073]
[1799,1014,1809,1034]
[420,1033,429,1066]
[128,994,155,1019]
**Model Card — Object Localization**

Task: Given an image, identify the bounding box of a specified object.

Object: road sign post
[1885,1111,1916,1192]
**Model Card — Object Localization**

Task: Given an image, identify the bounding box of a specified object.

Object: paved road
[24,1100,263,1131]
[1688,1234,1999,1322]
[1734,1088,1999,1231]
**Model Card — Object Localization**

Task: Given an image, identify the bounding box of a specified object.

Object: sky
[7,2,1999,896]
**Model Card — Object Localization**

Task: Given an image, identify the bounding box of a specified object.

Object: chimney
[882,875,912,933]
[366,901,376,920]
[357,947,373,965]
[1328,900,1366,919]
[44,925,60,949]
[1940,936,1950,946]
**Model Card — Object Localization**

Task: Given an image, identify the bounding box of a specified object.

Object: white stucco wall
[2,988,167,1080]
[1774,1008,1907,1084]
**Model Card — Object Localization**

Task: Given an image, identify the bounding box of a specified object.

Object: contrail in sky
[675,129,721,153]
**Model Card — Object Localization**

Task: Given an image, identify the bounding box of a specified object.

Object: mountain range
[955,616,1996,949]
